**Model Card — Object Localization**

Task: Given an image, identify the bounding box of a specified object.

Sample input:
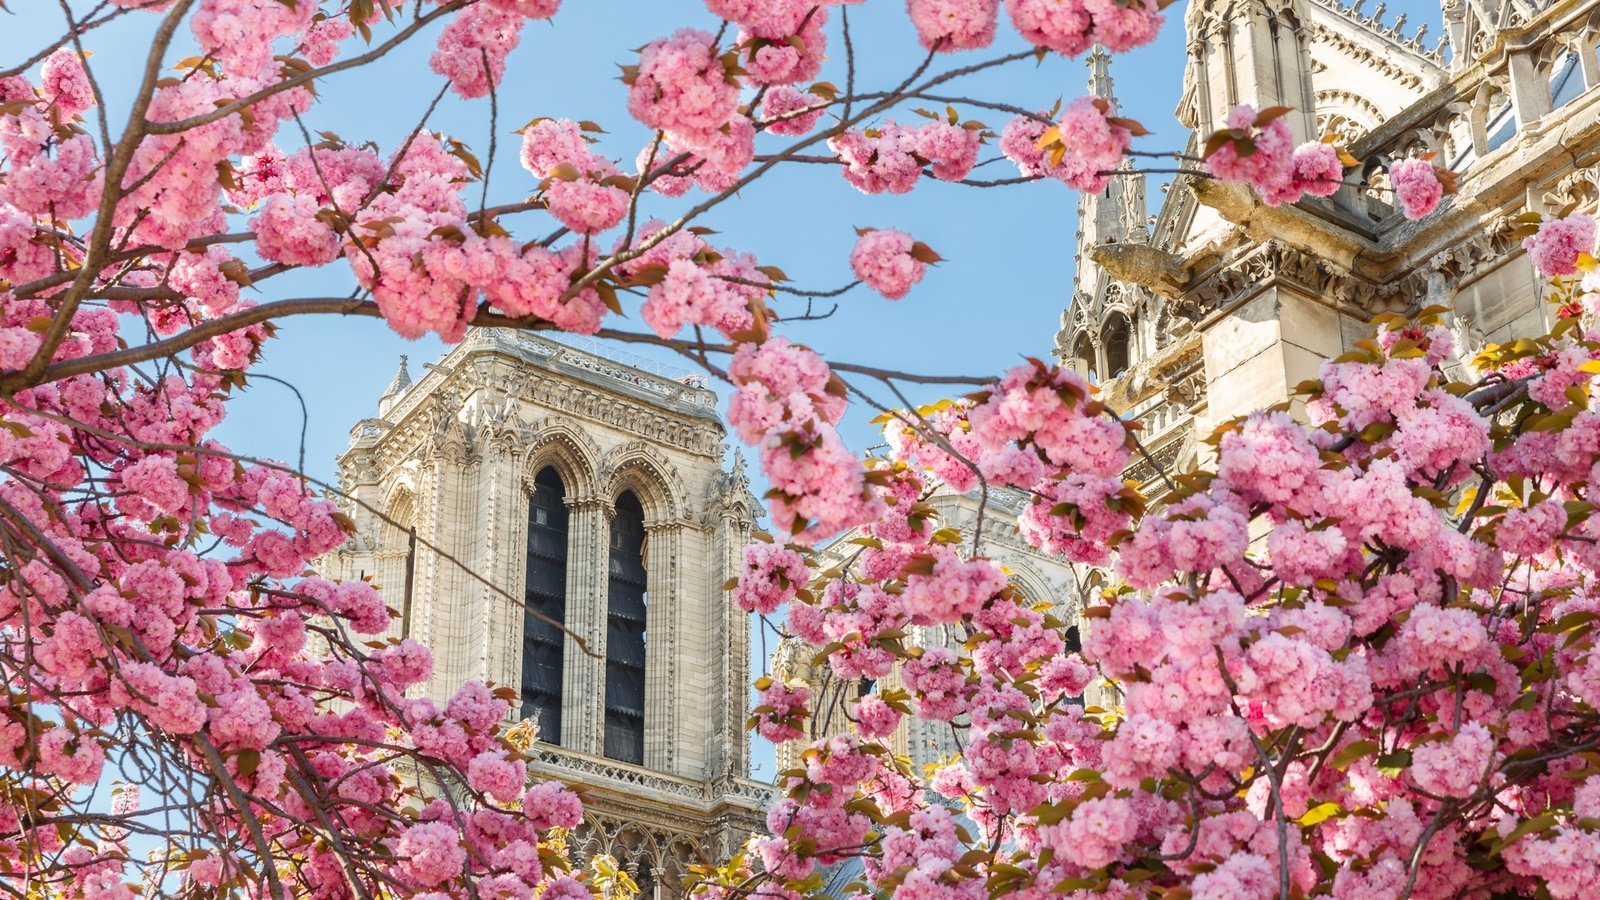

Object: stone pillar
[643,522,683,774]
[1187,0,1315,140]
[1186,38,1214,133]
[1270,10,1317,142]
[1200,285,1363,429]
[416,440,481,706]
[1508,50,1552,128]
[1578,37,1600,90]
[711,510,753,781]
[562,497,610,755]
[1469,83,1493,156]
[476,434,523,692]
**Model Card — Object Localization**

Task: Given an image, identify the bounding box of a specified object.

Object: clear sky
[10,0,1440,782]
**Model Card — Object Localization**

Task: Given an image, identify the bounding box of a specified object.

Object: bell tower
[328,329,769,896]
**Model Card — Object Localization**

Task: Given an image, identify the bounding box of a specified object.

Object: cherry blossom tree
[3,0,1565,898]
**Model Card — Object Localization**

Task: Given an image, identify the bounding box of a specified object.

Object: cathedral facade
[324,329,770,895]
[1058,0,1600,491]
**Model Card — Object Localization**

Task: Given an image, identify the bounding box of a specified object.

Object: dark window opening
[636,860,655,899]
[604,491,648,765]
[1073,333,1098,383]
[522,467,568,743]
[1102,313,1131,377]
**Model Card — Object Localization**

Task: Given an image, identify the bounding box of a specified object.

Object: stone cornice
[1310,23,1433,90]
[527,745,772,816]
[353,355,727,480]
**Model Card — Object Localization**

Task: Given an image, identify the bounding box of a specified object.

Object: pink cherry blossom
[430,4,524,99]
[627,29,740,151]
[1052,95,1134,192]
[734,543,810,614]
[1290,140,1345,198]
[1390,157,1444,219]
[908,0,1001,51]
[850,228,929,299]
[1205,105,1295,205]
[760,85,828,136]
[1411,723,1496,798]
[39,49,94,119]
[1524,213,1597,278]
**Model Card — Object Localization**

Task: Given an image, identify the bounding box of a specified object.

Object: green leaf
[1375,750,1411,778]
[1487,811,1558,856]
[1329,739,1380,771]
[235,750,262,778]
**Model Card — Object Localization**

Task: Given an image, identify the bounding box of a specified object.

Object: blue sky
[10,0,1439,783]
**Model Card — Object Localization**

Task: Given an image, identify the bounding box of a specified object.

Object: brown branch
[10,0,198,391]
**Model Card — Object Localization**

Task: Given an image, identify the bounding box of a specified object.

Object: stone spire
[1086,42,1114,98]
[1069,48,1149,299]
[1059,48,1149,367]
[378,355,412,419]
[1181,0,1317,140]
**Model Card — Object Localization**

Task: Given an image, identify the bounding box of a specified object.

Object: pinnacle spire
[381,355,412,400]
[1087,45,1115,102]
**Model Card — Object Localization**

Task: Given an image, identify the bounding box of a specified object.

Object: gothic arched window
[1103,313,1131,377]
[1073,334,1097,383]
[522,467,569,743]
[604,491,648,765]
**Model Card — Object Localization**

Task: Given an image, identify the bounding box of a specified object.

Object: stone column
[711,510,753,781]
[1196,0,1315,140]
[1578,37,1600,90]
[562,497,610,755]
[643,521,683,774]
[416,439,481,706]
[475,434,523,692]
[1508,50,1552,128]
[1187,39,1214,133]
[1469,83,1493,157]
[502,461,533,718]
[1270,12,1316,142]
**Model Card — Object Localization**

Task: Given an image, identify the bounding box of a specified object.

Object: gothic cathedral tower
[325,329,770,896]
[1055,0,1596,499]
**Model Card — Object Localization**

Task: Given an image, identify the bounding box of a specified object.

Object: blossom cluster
[1000,96,1135,192]
[827,116,985,194]
[1202,105,1349,207]
[849,228,935,299]
[0,32,615,898]
[725,298,1600,898]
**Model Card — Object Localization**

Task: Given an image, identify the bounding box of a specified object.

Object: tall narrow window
[604,491,648,765]
[1102,313,1131,378]
[1072,334,1097,383]
[522,467,568,743]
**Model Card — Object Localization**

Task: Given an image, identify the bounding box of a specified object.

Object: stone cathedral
[324,329,772,895]
[1059,0,1600,491]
